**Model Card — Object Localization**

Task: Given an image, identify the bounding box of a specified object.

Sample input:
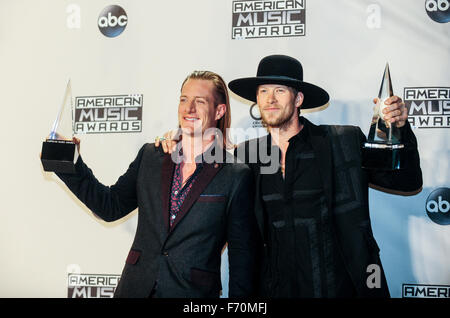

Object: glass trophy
[41,80,78,174]
[362,64,405,170]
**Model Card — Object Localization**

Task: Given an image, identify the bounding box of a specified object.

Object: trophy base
[41,139,78,174]
[362,142,405,171]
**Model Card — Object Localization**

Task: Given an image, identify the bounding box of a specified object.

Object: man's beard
[260,104,297,129]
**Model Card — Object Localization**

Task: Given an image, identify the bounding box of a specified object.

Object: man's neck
[269,116,303,154]
[181,134,215,164]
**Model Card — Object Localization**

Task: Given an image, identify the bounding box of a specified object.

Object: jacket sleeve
[226,167,260,297]
[55,145,146,222]
[360,122,423,194]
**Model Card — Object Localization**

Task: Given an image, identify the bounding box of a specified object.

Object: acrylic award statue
[362,64,405,170]
[41,80,78,174]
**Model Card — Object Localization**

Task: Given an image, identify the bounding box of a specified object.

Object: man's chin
[261,116,283,128]
[180,127,204,137]
[261,110,297,128]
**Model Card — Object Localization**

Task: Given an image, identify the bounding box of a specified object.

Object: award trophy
[41,80,78,174]
[361,64,405,170]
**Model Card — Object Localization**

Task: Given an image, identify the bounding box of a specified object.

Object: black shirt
[261,118,355,298]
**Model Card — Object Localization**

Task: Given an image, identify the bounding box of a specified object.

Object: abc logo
[426,187,450,225]
[98,5,128,37]
[425,0,450,23]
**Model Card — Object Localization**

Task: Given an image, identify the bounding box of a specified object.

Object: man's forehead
[180,94,210,100]
[258,84,291,89]
[181,79,214,98]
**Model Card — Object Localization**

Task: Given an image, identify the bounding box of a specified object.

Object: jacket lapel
[253,134,272,238]
[169,161,223,232]
[161,153,175,232]
[304,118,334,213]
[253,170,265,239]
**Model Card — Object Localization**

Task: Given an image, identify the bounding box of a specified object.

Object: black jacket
[57,143,259,298]
[236,118,422,297]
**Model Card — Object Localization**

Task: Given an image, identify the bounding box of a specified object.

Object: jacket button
[162,251,169,256]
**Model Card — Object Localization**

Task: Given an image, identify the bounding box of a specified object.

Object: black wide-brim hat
[228,55,330,110]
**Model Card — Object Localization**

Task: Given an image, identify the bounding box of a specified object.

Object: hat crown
[227,54,329,110]
[256,55,303,82]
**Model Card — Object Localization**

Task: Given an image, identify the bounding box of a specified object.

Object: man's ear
[295,92,304,109]
[215,104,226,120]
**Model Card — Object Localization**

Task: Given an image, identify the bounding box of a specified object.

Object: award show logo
[68,273,120,298]
[404,87,450,128]
[74,94,143,134]
[98,5,128,37]
[426,187,450,225]
[403,284,450,298]
[232,0,306,39]
[425,0,450,23]
[249,103,264,128]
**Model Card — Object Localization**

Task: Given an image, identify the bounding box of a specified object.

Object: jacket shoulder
[319,124,362,136]
[223,150,252,173]
[141,142,166,157]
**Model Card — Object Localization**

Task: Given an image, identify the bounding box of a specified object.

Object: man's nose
[186,99,196,112]
[267,90,277,103]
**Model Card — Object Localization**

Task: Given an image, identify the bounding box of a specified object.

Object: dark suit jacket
[57,143,259,298]
[236,118,422,297]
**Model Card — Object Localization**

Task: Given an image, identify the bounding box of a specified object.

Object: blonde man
[56,71,259,298]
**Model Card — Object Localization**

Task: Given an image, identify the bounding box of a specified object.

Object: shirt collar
[264,116,310,156]
[288,116,309,144]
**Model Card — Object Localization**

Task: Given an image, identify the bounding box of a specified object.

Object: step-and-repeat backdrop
[1,0,449,298]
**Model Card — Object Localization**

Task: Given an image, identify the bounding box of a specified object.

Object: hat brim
[228,76,329,110]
